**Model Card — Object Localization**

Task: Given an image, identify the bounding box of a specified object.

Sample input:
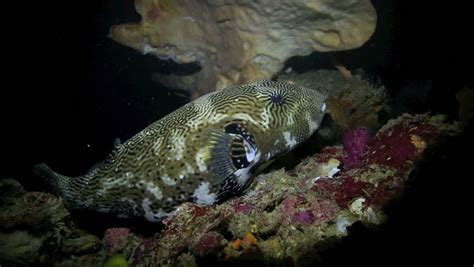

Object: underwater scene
[2,0,473,266]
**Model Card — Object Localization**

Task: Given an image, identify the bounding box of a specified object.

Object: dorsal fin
[113,138,122,148]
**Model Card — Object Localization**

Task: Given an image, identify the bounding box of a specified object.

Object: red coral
[311,175,373,208]
[343,127,372,169]
[335,177,373,208]
[292,210,315,225]
[313,146,343,163]
[192,231,225,256]
[282,195,307,215]
[367,177,405,207]
[364,121,440,171]
[280,195,308,224]
[192,205,208,217]
[365,125,416,169]
[281,196,298,216]
[104,227,130,255]
[131,237,157,265]
[311,178,339,193]
[407,122,440,141]
[234,201,253,214]
[310,199,340,225]
[341,177,370,196]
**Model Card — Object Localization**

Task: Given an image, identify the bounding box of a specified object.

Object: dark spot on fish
[270,93,284,105]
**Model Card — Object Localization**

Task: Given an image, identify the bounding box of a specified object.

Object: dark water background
[4,0,473,265]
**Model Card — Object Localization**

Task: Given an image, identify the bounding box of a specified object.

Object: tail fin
[33,163,72,197]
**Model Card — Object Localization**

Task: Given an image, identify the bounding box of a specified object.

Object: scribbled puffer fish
[34,81,327,222]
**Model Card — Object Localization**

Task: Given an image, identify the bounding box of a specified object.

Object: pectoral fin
[204,130,238,183]
[202,128,257,181]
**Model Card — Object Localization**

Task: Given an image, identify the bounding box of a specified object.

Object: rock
[104,228,131,255]
[110,0,376,98]
[191,231,226,256]
[0,179,102,266]
[0,231,43,266]
[0,179,69,232]
[343,127,372,169]
[151,72,197,94]
[118,114,457,265]
[1,113,462,265]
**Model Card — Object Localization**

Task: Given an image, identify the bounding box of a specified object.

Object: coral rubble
[0,179,102,266]
[110,0,376,98]
[0,113,461,266]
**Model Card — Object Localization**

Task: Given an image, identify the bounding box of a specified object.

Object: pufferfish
[34,80,327,222]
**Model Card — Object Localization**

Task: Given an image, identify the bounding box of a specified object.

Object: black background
[3,0,473,265]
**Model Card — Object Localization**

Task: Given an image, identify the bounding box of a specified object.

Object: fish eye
[270,93,284,105]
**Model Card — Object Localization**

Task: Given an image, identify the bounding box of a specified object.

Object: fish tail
[33,163,69,192]
[33,163,80,207]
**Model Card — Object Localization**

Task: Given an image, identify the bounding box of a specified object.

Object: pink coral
[335,177,373,208]
[366,125,416,169]
[367,176,404,208]
[192,205,208,217]
[192,231,226,256]
[104,227,130,255]
[343,127,372,169]
[233,201,253,214]
[282,195,306,215]
[363,121,439,170]
[292,210,315,225]
[313,146,344,164]
[310,199,340,225]
[131,237,157,265]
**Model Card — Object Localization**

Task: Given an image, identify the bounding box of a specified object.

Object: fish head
[239,80,327,160]
[204,80,327,189]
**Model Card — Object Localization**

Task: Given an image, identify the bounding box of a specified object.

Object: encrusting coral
[110,0,376,98]
[0,180,101,266]
[0,113,461,266]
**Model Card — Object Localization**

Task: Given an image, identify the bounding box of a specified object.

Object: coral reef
[0,179,102,266]
[104,228,131,255]
[0,113,461,266]
[342,127,371,169]
[110,0,376,98]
